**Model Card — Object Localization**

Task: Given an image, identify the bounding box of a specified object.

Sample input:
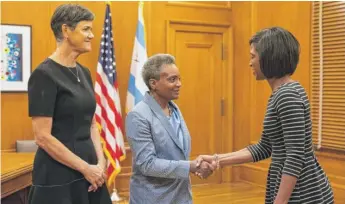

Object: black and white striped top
[247,82,334,204]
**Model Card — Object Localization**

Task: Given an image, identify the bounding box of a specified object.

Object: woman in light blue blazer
[125,54,214,204]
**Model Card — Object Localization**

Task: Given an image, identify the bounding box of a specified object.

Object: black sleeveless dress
[27,58,112,204]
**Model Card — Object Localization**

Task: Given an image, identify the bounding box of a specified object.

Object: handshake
[191,154,220,179]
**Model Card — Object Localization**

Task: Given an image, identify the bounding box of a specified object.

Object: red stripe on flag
[113,81,125,134]
[96,74,124,134]
[95,73,125,186]
[95,92,116,138]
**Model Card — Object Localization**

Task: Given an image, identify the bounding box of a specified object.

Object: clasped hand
[82,163,107,192]
[193,155,217,179]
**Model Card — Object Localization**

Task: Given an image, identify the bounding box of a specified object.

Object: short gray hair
[142,54,176,90]
[51,4,94,42]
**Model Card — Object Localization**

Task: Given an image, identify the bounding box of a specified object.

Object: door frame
[166,19,234,183]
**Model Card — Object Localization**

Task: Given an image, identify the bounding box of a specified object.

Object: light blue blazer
[125,92,192,204]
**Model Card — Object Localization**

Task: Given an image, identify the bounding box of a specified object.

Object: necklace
[67,67,80,82]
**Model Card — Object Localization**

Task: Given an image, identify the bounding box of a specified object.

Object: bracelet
[213,154,220,170]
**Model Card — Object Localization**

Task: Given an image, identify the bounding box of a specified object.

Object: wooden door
[168,21,228,184]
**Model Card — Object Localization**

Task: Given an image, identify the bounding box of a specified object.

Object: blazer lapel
[143,93,184,153]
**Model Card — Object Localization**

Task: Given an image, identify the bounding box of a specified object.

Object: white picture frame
[1,24,32,92]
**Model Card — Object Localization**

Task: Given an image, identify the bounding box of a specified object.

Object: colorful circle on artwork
[10,70,17,79]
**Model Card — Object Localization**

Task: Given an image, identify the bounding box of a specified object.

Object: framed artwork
[1,24,32,92]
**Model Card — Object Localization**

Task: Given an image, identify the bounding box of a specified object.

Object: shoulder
[128,101,151,119]
[126,100,160,126]
[273,83,302,103]
[29,59,56,82]
[126,103,151,130]
[271,83,305,112]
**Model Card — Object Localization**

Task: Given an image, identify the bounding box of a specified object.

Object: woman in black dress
[196,27,334,204]
[28,4,112,204]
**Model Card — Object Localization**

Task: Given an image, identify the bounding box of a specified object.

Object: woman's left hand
[88,159,107,192]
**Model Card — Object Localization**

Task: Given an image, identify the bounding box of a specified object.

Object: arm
[274,174,298,204]
[196,131,272,169]
[196,148,253,170]
[33,117,89,172]
[274,90,306,203]
[32,117,104,190]
[218,148,253,167]
[90,116,106,169]
[246,131,272,162]
[126,111,195,180]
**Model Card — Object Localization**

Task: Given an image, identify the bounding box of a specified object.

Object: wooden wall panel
[1,2,54,151]
[167,1,231,10]
[231,1,252,150]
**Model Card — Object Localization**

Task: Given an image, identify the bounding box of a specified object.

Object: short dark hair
[249,27,300,79]
[51,4,94,41]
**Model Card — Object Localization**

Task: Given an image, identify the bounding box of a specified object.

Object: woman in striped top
[196,27,334,204]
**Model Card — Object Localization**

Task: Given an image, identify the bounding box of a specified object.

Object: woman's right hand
[195,155,216,167]
[81,164,105,192]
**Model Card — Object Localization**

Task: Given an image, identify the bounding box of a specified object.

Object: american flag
[94,3,125,187]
